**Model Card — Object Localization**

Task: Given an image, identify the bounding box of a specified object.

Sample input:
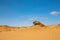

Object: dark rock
[33,21,45,27]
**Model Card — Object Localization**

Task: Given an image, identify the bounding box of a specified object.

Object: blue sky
[0,0,60,26]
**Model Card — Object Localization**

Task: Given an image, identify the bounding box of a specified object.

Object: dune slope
[0,25,60,40]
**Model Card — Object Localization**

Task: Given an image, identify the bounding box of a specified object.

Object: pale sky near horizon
[0,0,60,26]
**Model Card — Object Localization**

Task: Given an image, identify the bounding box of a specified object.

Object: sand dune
[0,24,60,40]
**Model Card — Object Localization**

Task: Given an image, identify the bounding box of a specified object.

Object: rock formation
[33,21,45,27]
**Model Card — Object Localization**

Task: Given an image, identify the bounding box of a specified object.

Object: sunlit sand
[0,24,60,40]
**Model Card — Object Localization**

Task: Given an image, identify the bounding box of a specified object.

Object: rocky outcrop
[33,21,45,27]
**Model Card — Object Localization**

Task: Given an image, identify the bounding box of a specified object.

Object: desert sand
[0,24,60,40]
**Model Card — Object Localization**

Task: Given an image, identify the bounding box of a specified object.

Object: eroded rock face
[33,21,41,25]
[33,21,45,27]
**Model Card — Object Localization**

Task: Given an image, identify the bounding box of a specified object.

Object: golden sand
[0,24,60,40]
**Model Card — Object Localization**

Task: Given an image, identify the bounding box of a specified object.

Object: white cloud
[14,16,48,26]
[41,17,48,21]
[50,11,60,15]
[29,16,48,21]
[29,16,39,21]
